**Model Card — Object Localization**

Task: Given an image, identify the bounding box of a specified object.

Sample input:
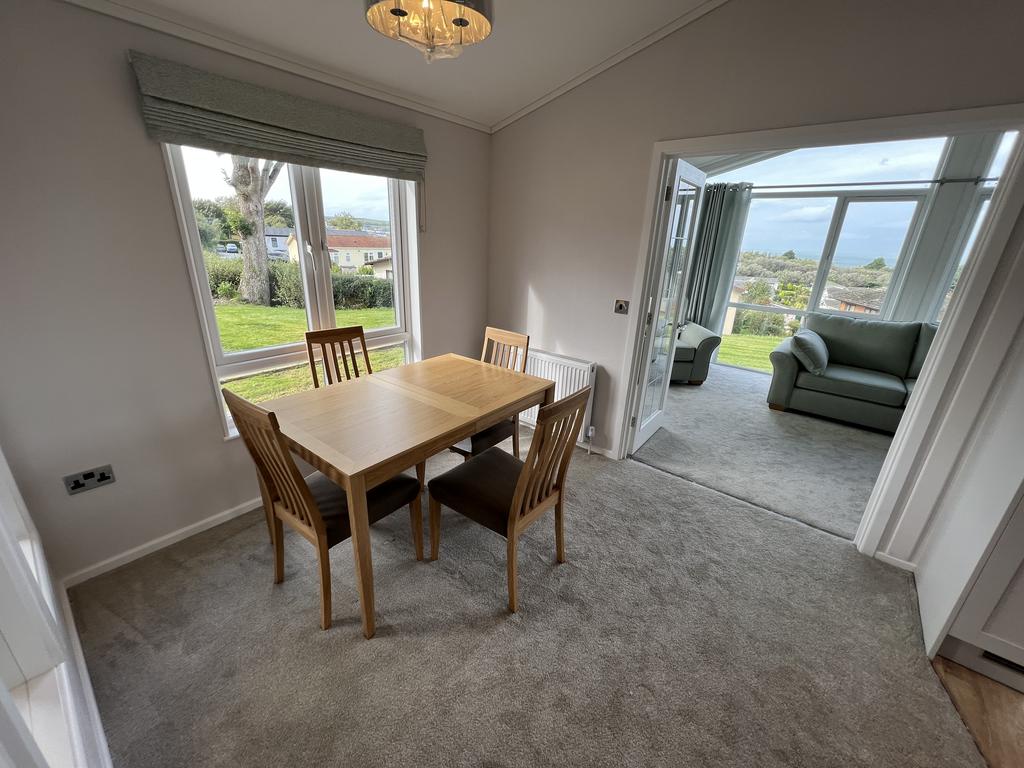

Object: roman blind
[128,51,427,181]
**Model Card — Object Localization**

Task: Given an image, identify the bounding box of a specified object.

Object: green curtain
[685,182,752,331]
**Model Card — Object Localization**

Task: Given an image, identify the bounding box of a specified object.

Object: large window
[169,145,414,429]
[819,199,919,315]
[718,193,923,370]
[713,137,948,371]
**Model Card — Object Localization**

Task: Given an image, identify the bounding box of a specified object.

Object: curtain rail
[744,176,998,191]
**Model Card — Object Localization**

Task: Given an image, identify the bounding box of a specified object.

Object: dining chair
[428,386,590,612]
[450,326,530,460]
[305,326,372,388]
[223,388,424,630]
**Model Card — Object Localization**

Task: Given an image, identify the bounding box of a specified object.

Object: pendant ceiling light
[365,0,494,62]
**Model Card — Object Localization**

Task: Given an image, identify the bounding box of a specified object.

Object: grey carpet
[632,364,892,539]
[69,443,980,768]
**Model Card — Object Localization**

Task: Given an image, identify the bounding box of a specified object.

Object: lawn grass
[213,301,402,402]
[716,334,784,372]
[213,302,396,353]
[222,346,405,403]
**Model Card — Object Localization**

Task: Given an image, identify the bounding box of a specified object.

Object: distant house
[264,226,293,261]
[287,228,393,278]
[825,286,885,314]
[722,276,793,335]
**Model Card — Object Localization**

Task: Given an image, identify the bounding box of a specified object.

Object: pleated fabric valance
[128,51,427,181]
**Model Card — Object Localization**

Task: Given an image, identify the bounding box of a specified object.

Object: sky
[711,132,1018,266]
[180,146,391,221]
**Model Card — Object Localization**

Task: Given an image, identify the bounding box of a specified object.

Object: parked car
[225,243,239,253]
[216,244,226,252]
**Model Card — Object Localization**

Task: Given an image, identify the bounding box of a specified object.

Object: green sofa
[671,322,722,385]
[767,313,937,432]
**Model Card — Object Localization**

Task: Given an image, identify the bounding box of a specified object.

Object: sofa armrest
[767,337,801,408]
[677,322,720,349]
[677,322,722,382]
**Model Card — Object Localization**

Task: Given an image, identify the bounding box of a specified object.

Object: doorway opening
[623,115,1022,545]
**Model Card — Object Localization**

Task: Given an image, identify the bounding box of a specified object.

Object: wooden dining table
[263,352,556,638]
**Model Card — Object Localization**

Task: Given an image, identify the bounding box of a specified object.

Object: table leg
[543,383,556,406]
[346,474,375,639]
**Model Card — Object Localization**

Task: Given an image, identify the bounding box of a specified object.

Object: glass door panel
[634,160,706,451]
[819,200,917,315]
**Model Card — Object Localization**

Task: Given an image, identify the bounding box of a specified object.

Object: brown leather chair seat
[307,471,421,547]
[428,447,523,536]
[469,418,517,454]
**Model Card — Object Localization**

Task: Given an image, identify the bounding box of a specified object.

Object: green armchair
[671,322,722,385]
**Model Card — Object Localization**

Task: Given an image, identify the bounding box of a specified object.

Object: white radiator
[520,349,597,447]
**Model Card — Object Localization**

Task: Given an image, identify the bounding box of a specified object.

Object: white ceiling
[72,0,727,131]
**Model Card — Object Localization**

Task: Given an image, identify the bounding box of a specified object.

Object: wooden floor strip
[933,656,1024,768]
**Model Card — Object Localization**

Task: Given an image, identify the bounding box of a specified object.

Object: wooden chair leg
[409,495,424,561]
[258,477,274,542]
[506,536,519,613]
[512,414,521,459]
[316,539,332,630]
[429,494,441,561]
[555,501,565,564]
[272,516,284,584]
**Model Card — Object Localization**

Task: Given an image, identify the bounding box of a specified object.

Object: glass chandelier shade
[365,0,494,62]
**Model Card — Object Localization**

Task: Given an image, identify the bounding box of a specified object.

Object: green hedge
[203,255,392,309]
[331,272,392,310]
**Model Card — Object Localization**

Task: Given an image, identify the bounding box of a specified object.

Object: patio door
[632,160,706,452]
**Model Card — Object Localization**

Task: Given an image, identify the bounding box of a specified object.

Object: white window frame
[163,145,415,437]
[721,186,929,334]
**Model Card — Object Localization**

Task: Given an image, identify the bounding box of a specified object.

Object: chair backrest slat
[481,327,529,373]
[305,327,372,388]
[223,389,325,538]
[509,387,591,526]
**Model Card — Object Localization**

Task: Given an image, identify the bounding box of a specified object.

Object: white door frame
[631,160,707,452]
[618,103,1024,566]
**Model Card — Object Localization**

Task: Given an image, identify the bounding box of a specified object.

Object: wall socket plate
[63,465,115,495]
[614,299,630,315]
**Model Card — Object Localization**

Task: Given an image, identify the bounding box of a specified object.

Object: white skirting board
[61,496,262,588]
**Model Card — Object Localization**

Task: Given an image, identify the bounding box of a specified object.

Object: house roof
[283,229,392,250]
[326,233,391,250]
[264,226,293,237]
[828,286,886,311]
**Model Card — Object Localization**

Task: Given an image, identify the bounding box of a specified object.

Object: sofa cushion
[795,364,907,407]
[791,329,829,375]
[804,313,920,378]
[674,345,696,363]
[907,322,938,379]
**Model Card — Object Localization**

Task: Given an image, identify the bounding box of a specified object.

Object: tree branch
[262,160,285,200]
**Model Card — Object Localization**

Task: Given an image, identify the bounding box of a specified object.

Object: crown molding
[489,0,730,132]
[60,0,493,132]
[61,0,730,134]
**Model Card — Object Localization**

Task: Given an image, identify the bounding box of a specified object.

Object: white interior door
[632,160,706,452]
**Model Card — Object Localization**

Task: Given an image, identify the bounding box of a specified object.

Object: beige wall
[487,0,1024,456]
[0,0,489,577]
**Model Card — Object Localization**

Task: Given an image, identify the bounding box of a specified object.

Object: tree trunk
[229,156,283,306]
[238,196,270,305]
